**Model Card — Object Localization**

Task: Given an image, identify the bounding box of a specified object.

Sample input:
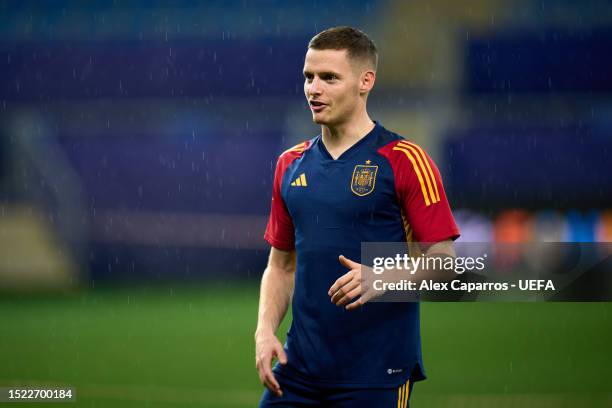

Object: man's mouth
[309,100,327,112]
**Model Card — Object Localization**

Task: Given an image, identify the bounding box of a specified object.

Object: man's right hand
[255,330,287,397]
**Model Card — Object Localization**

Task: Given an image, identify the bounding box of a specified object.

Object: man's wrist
[254,326,276,340]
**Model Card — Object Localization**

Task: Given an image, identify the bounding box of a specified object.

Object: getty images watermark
[361,242,612,301]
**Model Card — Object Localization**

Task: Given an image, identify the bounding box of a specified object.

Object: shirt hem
[417,229,460,244]
[263,233,295,251]
[274,362,426,389]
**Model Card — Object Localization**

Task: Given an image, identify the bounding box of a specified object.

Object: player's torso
[275,125,426,385]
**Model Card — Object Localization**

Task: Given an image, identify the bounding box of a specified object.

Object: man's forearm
[368,241,458,288]
[256,266,294,336]
[413,241,457,282]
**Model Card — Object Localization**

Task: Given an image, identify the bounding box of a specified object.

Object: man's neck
[321,114,375,160]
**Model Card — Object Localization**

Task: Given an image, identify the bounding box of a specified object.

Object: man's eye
[326,75,337,81]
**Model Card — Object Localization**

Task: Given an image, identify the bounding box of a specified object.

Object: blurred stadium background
[1,1,611,407]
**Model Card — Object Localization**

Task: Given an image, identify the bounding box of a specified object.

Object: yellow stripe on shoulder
[397,141,438,203]
[399,141,440,201]
[281,141,307,156]
[392,145,433,206]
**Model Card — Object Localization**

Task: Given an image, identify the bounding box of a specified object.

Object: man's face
[303,48,363,126]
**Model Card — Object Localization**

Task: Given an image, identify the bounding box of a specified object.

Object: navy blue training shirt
[264,122,459,387]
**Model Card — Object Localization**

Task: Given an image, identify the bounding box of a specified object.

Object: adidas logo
[290,173,308,187]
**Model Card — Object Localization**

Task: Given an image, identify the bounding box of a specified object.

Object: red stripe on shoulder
[378,139,440,206]
[277,140,312,178]
[264,139,312,251]
[378,139,426,183]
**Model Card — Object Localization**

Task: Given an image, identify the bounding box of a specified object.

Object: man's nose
[308,77,322,96]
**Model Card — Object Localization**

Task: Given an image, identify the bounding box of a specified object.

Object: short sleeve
[381,140,460,243]
[264,155,296,250]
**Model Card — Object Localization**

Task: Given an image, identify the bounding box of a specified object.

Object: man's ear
[359,70,376,94]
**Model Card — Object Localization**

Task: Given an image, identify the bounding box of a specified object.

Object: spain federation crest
[351,162,378,196]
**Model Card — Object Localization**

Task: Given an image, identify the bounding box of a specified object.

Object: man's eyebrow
[302,70,341,77]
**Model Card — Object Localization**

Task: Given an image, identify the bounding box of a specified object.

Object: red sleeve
[263,142,308,250]
[378,139,460,243]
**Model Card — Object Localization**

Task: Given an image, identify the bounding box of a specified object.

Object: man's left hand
[328,255,376,311]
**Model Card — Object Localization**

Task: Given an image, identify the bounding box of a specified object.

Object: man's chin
[312,114,329,125]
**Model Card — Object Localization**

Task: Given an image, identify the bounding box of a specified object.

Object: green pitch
[1,284,611,407]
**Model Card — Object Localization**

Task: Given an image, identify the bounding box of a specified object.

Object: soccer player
[255,26,460,407]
